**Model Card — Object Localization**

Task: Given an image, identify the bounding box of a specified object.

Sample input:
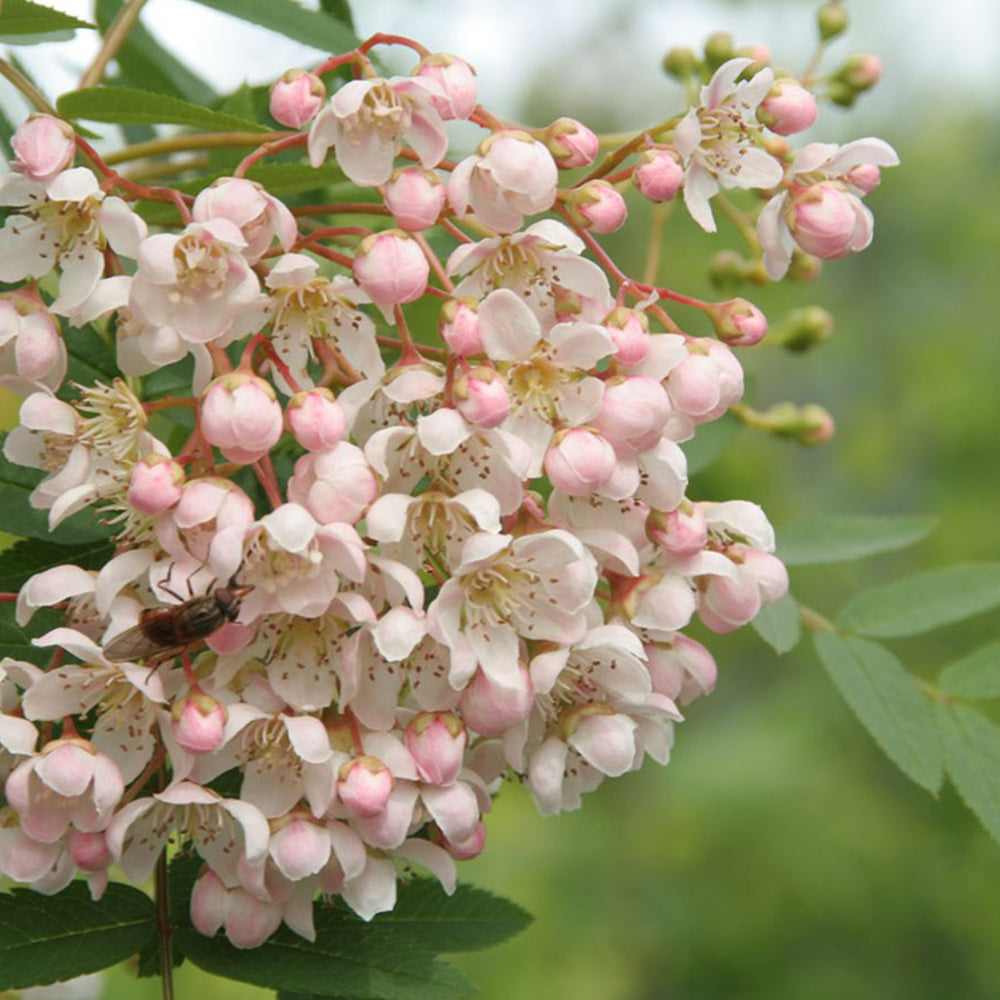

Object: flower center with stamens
[173,233,231,301]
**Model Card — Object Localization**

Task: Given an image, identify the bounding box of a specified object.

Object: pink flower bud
[786,183,868,259]
[352,230,429,312]
[286,387,346,451]
[711,298,768,347]
[440,298,483,356]
[414,53,478,120]
[799,403,836,445]
[270,69,326,128]
[0,292,65,389]
[439,819,487,860]
[200,372,284,464]
[384,167,446,231]
[337,756,394,817]
[742,548,789,603]
[646,634,718,704]
[127,455,185,515]
[666,340,744,422]
[602,307,651,366]
[67,829,111,872]
[287,442,379,524]
[841,53,882,91]
[190,868,226,937]
[459,665,533,737]
[564,179,627,233]
[171,692,227,754]
[758,79,818,135]
[543,117,599,168]
[452,367,510,428]
[646,505,708,558]
[560,703,636,777]
[544,428,617,495]
[405,712,467,786]
[634,148,684,203]
[846,163,881,195]
[595,376,671,450]
[11,114,75,182]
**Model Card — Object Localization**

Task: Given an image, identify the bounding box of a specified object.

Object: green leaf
[0,881,155,990]
[683,413,740,475]
[837,563,1000,638]
[938,640,1000,700]
[0,602,64,665]
[59,323,119,396]
[57,87,269,132]
[0,438,113,545]
[318,0,355,29]
[176,909,476,1000]
[776,513,938,567]
[188,0,358,53]
[751,592,801,655]
[936,701,1000,844]
[95,0,217,107]
[0,537,114,591]
[0,0,94,40]
[813,631,943,793]
[381,879,532,954]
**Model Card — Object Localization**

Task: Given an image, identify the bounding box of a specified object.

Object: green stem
[798,603,837,632]
[155,850,175,1000]
[0,57,58,115]
[79,0,149,90]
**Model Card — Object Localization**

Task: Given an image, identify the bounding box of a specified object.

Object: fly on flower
[103,570,252,664]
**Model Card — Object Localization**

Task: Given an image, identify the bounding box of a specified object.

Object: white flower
[756,138,899,279]
[308,76,448,187]
[673,58,783,232]
[0,167,146,318]
[428,530,598,690]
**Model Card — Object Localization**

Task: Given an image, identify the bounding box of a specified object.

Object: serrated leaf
[751,592,801,655]
[0,603,64,665]
[383,879,531,954]
[776,513,938,567]
[0,436,113,544]
[937,702,1000,844]
[683,413,739,475]
[837,563,1000,638]
[938,640,1000,700]
[813,631,943,793]
[57,87,269,132]
[0,881,155,990]
[0,537,113,591]
[0,0,94,38]
[176,909,476,1000]
[96,0,217,107]
[188,0,358,53]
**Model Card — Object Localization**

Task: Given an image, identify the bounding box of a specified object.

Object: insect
[103,568,252,665]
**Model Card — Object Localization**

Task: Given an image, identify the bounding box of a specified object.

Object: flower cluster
[0,23,892,950]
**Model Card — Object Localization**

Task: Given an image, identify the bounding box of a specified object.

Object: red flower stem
[234,132,307,178]
[252,454,284,510]
[357,32,430,58]
[413,231,453,292]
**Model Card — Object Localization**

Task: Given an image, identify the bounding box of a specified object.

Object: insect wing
[103,612,177,662]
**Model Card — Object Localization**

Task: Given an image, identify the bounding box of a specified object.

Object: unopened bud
[543,117,599,169]
[708,249,751,292]
[127,455,185,515]
[269,69,325,129]
[634,148,684,204]
[352,229,429,312]
[11,114,76,183]
[838,53,882,92]
[544,427,617,496]
[602,307,650,367]
[200,372,283,465]
[414,53,478,121]
[286,387,346,451]
[647,505,708,558]
[774,306,834,353]
[171,692,227,754]
[338,756,394,817]
[703,31,734,70]
[758,79,818,136]
[405,711,467,786]
[452,367,510,429]
[563,179,627,233]
[662,45,699,82]
[786,249,822,282]
[817,2,849,41]
[384,166,446,232]
[459,665,533,736]
[440,297,483,356]
[710,298,768,347]
[827,80,857,108]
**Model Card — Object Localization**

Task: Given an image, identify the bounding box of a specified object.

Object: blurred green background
[3,1,999,998]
